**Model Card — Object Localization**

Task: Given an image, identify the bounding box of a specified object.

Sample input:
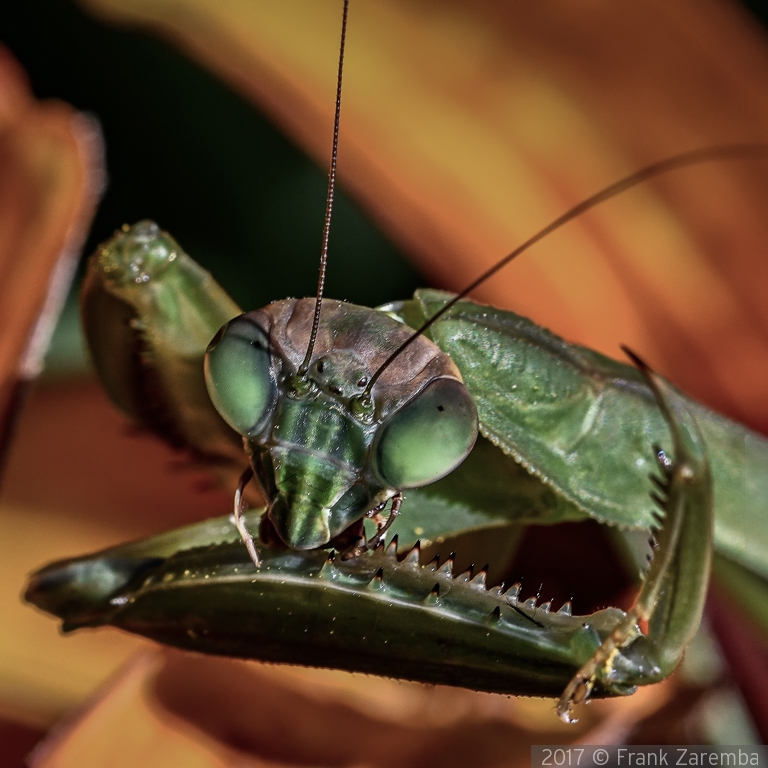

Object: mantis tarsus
[23,0,768,723]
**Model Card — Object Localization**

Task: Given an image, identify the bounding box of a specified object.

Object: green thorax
[249,393,380,549]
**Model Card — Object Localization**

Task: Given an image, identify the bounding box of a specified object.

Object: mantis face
[204,298,478,549]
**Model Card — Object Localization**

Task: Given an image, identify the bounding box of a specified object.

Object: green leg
[558,350,713,723]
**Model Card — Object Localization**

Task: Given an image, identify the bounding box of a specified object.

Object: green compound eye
[204,315,276,437]
[373,378,478,489]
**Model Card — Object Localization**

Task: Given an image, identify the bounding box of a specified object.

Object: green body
[26,350,709,702]
[386,292,768,579]
[25,221,760,712]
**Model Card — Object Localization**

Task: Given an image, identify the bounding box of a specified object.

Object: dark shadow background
[0,0,423,312]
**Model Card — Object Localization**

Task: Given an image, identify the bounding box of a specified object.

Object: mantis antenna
[299,0,350,377]
[361,142,768,401]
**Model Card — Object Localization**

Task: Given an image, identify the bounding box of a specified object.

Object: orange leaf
[30,649,677,767]
[0,45,103,471]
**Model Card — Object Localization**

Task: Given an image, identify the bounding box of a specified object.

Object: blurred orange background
[2,0,768,764]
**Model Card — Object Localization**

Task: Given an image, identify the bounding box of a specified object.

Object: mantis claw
[233,466,260,568]
[341,492,403,559]
[339,535,366,561]
[557,677,593,724]
[556,617,639,722]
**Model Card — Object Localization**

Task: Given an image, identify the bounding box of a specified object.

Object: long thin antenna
[299,0,350,376]
[362,143,768,398]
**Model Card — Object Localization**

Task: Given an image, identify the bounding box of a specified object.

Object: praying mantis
[22,0,768,725]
